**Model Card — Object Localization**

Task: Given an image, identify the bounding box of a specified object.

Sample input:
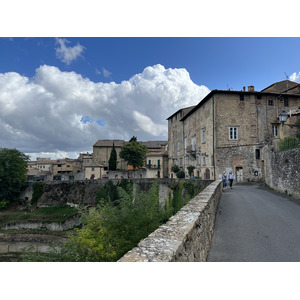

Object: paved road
[207,183,300,262]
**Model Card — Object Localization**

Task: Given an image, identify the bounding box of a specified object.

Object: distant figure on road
[227,170,235,189]
[222,171,227,189]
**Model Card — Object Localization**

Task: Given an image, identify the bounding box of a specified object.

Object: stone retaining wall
[118,180,222,262]
[1,214,81,231]
[263,146,300,199]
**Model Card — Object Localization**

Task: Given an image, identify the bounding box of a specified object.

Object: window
[158,159,160,169]
[255,149,260,159]
[184,137,187,149]
[202,128,206,143]
[229,127,238,140]
[92,167,95,171]
[148,160,151,168]
[203,156,206,166]
[272,125,278,137]
[177,142,180,151]
[256,95,262,100]
[284,97,289,107]
[196,155,201,165]
[192,138,196,151]
[268,99,274,106]
[240,94,245,101]
[172,143,174,152]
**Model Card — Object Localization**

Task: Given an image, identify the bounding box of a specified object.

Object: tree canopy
[119,137,148,170]
[0,148,29,207]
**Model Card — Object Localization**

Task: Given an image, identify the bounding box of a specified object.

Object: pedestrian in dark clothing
[227,170,235,189]
[222,171,227,189]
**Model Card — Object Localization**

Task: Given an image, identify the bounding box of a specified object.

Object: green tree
[119,136,148,170]
[187,165,195,177]
[171,165,180,173]
[108,142,117,170]
[0,148,29,207]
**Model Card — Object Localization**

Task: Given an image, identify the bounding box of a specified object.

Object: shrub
[176,170,185,178]
[171,165,180,173]
[31,182,45,204]
[279,136,299,151]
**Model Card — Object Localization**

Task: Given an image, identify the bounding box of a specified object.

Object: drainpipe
[213,96,216,180]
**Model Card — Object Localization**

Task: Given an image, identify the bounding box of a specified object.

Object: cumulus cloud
[0,64,210,159]
[289,72,300,83]
[55,38,85,65]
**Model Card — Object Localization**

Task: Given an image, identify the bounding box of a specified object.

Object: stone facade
[118,180,222,262]
[93,139,168,173]
[168,81,300,182]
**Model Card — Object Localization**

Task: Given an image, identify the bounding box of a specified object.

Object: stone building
[167,80,300,182]
[93,139,168,175]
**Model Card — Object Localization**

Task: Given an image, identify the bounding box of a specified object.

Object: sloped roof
[261,80,300,93]
[93,140,125,147]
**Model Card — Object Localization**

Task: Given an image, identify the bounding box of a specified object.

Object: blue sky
[2,0,300,160]
[2,37,300,160]
[2,37,300,91]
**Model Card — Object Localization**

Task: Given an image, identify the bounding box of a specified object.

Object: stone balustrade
[118,180,222,262]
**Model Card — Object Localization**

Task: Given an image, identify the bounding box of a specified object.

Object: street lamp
[279,110,300,127]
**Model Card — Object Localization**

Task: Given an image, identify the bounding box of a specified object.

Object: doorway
[236,167,243,182]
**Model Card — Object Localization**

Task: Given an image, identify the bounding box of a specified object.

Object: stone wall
[263,145,300,199]
[118,180,222,262]
[20,179,212,208]
[1,214,81,231]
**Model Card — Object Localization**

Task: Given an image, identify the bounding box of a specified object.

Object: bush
[279,136,299,151]
[171,165,180,173]
[31,182,45,204]
[176,170,185,178]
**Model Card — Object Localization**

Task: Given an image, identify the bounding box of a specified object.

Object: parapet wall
[118,180,222,262]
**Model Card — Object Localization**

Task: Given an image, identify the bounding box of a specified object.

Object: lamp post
[279,110,300,127]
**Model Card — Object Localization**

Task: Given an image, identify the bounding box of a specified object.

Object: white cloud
[102,68,112,78]
[55,38,85,65]
[0,64,210,159]
[289,72,300,83]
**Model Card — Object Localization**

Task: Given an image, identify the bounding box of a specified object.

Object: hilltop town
[27,79,300,184]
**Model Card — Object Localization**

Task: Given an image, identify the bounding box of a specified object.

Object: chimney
[243,86,246,91]
[248,85,255,92]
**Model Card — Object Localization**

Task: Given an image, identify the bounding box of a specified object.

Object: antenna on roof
[284,72,289,79]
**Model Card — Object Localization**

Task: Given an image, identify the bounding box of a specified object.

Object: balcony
[186,145,196,159]
[146,164,161,169]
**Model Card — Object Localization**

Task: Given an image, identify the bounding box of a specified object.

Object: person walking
[227,170,235,189]
[222,171,227,189]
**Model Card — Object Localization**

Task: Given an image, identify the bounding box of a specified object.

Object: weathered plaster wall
[118,180,222,262]
[263,146,300,199]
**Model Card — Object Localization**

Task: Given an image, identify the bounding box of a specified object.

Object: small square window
[240,94,245,101]
[268,99,274,106]
[284,97,289,107]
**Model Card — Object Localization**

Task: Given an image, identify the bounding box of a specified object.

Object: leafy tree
[108,143,117,170]
[0,148,29,207]
[171,165,180,173]
[187,165,195,177]
[119,136,148,170]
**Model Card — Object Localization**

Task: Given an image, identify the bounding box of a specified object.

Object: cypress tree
[109,143,117,170]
